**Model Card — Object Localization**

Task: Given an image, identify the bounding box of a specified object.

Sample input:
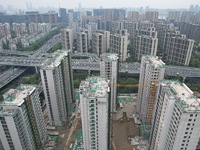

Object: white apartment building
[79,76,110,150]
[137,55,165,124]
[135,27,158,61]
[0,85,47,150]
[77,31,88,53]
[61,28,73,50]
[100,53,118,113]
[149,80,200,150]
[110,33,128,62]
[40,50,74,126]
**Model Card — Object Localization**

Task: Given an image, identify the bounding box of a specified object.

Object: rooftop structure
[0,84,47,150]
[149,80,200,150]
[80,76,110,150]
[40,50,74,126]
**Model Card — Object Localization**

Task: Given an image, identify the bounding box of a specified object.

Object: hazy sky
[1,0,199,9]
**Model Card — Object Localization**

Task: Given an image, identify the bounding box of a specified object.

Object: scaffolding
[147,80,157,124]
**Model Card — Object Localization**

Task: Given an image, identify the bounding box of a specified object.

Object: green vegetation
[73,71,100,88]
[189,51,200,68]
[126,42,138,63]
[18,27,60,51]
[22,74,41,85]
[186,83,200,92]
[73,71,89,88]
[117,76,139,93]
[48,43,62,53]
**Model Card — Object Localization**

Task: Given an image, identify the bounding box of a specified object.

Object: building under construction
[136,55,165,125]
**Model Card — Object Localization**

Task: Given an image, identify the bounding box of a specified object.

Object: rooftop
[0,85,36,116]
[41,50,70,70]
[162,80,200,112]
[1,84,36,106]
[143,55,165,68]
[79,76,109,98]
[101,53,118,62]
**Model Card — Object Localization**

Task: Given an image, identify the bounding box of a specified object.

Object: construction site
[111,95,140,150]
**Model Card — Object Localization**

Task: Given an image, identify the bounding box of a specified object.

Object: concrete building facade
[40,50,74,126]
[0,85,47,150]
[149,80,200,150]
[135,27,158,61]
[61,28,73,50]
[110,32,128,62]
[100,53,118,113]
[79,76,110,150]
[137,55,165,124]
[77,31,88,53]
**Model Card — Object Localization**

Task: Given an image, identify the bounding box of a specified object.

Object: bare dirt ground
[112,101,140,150]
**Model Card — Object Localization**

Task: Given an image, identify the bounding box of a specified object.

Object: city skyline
[1,0,200,10]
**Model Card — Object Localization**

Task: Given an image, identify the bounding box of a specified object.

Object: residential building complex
[166,34,194,66]
[145,11,159,22]
[110,32,128,62]
[135,27,158,61]
[127,11,139,22]
[100,53,118,112]
[92,32,104,56]
[79,76,110,150]
[77,31,88,53]
[149,80,200,150]
[137,55,165,124]
[61,28,73,50]
[40,50,74,126]
[0,85,47,150]
[167,11,180,23]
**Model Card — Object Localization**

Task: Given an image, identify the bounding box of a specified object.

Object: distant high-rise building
[110,31,128,62]
[59,8,67,23]
[145,11,159,22]
[165,34,194,66]
[100,53,118,113]
[93,9,125,21]
[61,28,73,50]
[149,80,200,150]
[179,22,200,42]
[135,27,158,61]
[40,50,74,126]
[0,23,10,38]
[180,11,195,23]
[0,85,47,149]
[79,76,110,150]
[99,30,110,50]
[92,32,104,56]
[86,22,97,40]
[77,31,88,53]
[71,21,79,39]
[137,55,165,124]
[167,11,180,23]
[12,23,26,36]
[127,11,139,22]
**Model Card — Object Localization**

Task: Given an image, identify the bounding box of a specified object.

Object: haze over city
[0,0,200,149]
[1,0,200,9]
